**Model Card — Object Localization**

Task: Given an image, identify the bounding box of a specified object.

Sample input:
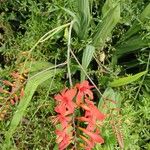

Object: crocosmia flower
[54,88,76,115]
[76,80,94,105]
[54,80,105,150]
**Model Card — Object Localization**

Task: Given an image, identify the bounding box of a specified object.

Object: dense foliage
[0,0,150,149]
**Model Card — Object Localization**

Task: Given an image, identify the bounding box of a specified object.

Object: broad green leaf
[81,45,95,81]
[98,87,121,113]
[61,0,91,40]
[93,1,120,48]
[98,88,122,149]
[102,0,120,16]
[110,71,147,87]
[112,3,150,65]
[59,7,80,38]
[76,0,91,40]
[3,68,60,149]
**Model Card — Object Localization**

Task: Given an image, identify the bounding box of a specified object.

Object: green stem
[67,21,74,87]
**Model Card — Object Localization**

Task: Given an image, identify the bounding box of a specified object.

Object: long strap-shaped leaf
[109,70,147,87]
[114,35,150,58]
[93,1,120,48]
[3,68,60,149]
[81,45,95,81]
[76,0,90,40]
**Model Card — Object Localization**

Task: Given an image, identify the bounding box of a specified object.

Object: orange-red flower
[79,127,104,149]
[54,81,105,150]
[76,80,94,105]
[55,114,71,129]
[54,88,76,115]
[56,129,72,150]
[79,127,104,144]
[85,99,105,122]
[78,99,105,131]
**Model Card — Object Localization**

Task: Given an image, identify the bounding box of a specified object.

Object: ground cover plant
[0,0,150,149]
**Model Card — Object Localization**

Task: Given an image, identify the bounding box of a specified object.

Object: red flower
[77,110,96,131]
[56,129,72,150]
[54,81,105,150]
[55,103,67,115]
[54,88,76,115]
[79,127,104,144]
[76,80,94,105]
[80,135,95,149]
[55,114,71,129]
[85,99,105,121]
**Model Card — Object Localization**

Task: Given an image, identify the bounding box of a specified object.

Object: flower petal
[80,135,94,148]
[79,127,104,144]
[76,91,83,105]
[54,94,63,102]
[65,88,76,101]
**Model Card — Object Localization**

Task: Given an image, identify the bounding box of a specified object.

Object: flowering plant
[0,71,25,121]
[53,80,105,150]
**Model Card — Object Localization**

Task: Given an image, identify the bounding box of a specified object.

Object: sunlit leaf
[110,71,147,87]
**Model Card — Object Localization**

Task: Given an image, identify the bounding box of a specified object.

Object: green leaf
[81,45,95,81]
[76,0,91,40]
[98,88,122,149]
[114,35,150,59]
[53,144,59,150]
[60,0,91,40]
[98,87,121,113]
[20,61,53,73]
[93,1,120,48]
[3,68,60,149]
[112,3,150,65]
[110,71,147,87]
[102,0,119,16]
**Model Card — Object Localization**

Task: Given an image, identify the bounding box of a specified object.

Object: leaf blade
[109,71,147,87]
[81,45,95,81]
[93,1,120,48]
[3,68,60,149]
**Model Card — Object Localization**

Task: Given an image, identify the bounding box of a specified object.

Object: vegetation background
[0,0,150,149]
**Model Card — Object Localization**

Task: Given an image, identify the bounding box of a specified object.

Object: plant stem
[70,49,103,96]
[67,21,74,87]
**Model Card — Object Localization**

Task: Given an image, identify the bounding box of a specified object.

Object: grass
[0,0,150,149]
